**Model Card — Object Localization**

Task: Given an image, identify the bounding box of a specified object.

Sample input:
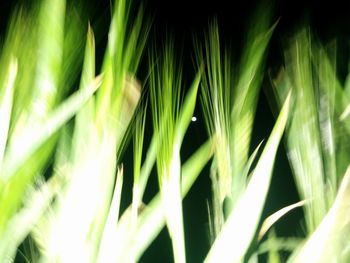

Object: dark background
[1,0,350,262]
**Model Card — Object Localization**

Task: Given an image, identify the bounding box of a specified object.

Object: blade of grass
[1,75,102,181]
[258,235,302,256]
[30,0,66,120]
[288,165,350,262]
[259,200,307,240]
[197,13,276,240]
[96,166,124,263]
[149,41,200,263]
[0,176,60,262]
[131,102,148,229]
[0,58,18,166]
[205,93,290,263]
[271,29,329,233]
[114,139,214,262]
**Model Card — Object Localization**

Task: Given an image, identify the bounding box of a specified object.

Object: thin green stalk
[149,41,201,263]
[196,13,275,240]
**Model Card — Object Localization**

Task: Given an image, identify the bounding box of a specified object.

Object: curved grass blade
[258,200,307,240]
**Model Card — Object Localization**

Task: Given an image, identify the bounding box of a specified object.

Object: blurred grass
[149,39,204,262]
[194,7,284,262]
[1,0,350,262]
[268,28,350,261]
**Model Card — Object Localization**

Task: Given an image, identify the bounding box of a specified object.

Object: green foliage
[1,0,350,262]
[268,29,350,261]
[149,41,201,263]
[205,93,290,263]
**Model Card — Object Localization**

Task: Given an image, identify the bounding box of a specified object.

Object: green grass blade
[135,140,214,261]
[0,58,17,166]
[132,102,148,228]
[205,93,290,263]
[138,133,157,201]
[175,71,201,146]
[70,25,96,160]
[149,41,192,263]
[230,20,277,182]
[198,14,276,240]
[80,25,96,92]
[96,167,124,263]
[1,75,102,181]
[258,235,302,257]
[259,200,307,240]
[113,139,214,261]
[30,0,66,119]
[0,176,59,262]
[271,29,329,233]
[288,165,350,262]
